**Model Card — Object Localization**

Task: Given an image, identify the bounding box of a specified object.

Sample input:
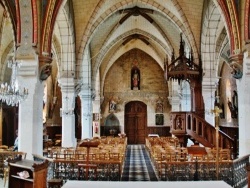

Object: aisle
[121,145,158,181]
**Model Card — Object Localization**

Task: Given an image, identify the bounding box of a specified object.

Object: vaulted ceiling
[0,0,236,94]
[70,0,206,93]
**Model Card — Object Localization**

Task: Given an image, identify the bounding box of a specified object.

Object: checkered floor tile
[121,145,158,181]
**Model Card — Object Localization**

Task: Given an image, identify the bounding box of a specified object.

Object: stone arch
[96,29,169,96]
[103,113,120,136]
[201,0,223,71]
[213,0,241,54]
[54,4,75,78]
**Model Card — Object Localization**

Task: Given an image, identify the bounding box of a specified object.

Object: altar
[62,180,232,188]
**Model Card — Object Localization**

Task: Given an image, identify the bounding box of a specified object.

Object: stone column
[59,77,76,147]
[79,88,93,139]
[18,59,44,160]
[92,74,101,137]
[78,49,93,139]
[236,51,250,156]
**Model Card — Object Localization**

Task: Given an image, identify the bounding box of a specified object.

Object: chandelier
[0,58,28,106]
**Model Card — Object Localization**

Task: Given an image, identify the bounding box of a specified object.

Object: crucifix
[211,105,222,180]
[211,105,222,117]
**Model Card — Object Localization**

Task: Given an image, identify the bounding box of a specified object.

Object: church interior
[0,0,250,187]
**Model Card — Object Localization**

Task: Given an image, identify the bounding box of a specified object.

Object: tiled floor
[121,145,158,181]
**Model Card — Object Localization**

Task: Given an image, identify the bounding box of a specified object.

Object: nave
[1,136,248,187]
[61,144,232,188]
[0,144,158,188]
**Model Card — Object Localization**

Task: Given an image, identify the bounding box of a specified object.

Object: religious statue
[227,98,237,119]
[219,103,225,119]
[109,99,117,112]
[232,90,238,112]
[132,69,139,89]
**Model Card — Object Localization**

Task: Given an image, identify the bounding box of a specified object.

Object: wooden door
[125,101,147,144]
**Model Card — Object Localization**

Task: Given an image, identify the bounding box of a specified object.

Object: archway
[125,101,147,144]
[103,113,120,137]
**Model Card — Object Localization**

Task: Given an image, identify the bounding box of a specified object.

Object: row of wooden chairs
[46,137,127,162]
[147,137,232,162]
[47,146,125,162]
[146,137,232,174]
[146,137,232,180]
[41,137,127,182]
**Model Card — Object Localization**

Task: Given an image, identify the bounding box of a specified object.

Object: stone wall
[101,49,171,133]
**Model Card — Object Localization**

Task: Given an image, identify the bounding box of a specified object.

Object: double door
[125,101,147,144]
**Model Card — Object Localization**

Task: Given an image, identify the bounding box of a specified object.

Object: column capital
[58,77,76,94]
[202,77,219,92]
[60,108,74,117]
[79,93,92,100]
[60,78,76,118]
[78,84,95,100]
[17,59,37,77]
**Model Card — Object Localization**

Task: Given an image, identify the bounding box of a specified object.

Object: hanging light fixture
[0,57,28,106]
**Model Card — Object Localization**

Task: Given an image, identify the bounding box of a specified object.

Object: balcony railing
[170,112,237,158]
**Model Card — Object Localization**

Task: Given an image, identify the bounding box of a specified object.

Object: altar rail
[33,153,124,182]
[33,152,249,187]
[156,154,249,188]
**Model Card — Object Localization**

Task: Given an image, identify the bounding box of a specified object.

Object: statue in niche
[219,103,225,119]
[109,96,121,113]
[228,98,237,119]
[131,69,140,90]
[109,99,117,112]
[232,90,238,113]
[109,96,117,112]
